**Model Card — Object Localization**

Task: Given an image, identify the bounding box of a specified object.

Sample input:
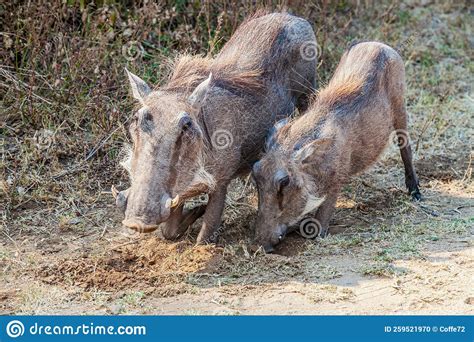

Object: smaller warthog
[252,41,421,252]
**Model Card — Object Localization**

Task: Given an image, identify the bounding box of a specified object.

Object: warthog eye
[276,173,290,211]
[179,115,193,133]
[279,175,290,188]
[276,175,290,195]
[143,111,153,122]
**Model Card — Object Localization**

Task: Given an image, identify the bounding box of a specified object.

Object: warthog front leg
[313,190,339,237]
[392,103,422,201]
[161,204,206,240]
[196,184,229,244]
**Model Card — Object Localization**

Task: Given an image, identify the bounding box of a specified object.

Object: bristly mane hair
[162,55,212,93]
[315,47,388,112]
[210,64,265,95]
[268,45,389,151]
[161,51,266,97]
[163,9,288,97]
[208,8,285,95]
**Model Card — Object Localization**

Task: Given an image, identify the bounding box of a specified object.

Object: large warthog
[113,12,318,243]
[252,41,421,252]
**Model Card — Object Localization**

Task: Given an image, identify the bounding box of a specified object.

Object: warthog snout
[121,217,159,233]
[253,224,288,253]
[112,185,176,232]
[121,191,180,233]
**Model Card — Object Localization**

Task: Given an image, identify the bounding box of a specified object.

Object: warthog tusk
[165,195,180,209]
[111,185,119,199]
[171,195,180,207]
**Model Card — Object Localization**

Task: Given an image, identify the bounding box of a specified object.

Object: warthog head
[252,135,334,252]
[116,69,215,232]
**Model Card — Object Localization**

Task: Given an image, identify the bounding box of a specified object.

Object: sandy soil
[1,173,472,315]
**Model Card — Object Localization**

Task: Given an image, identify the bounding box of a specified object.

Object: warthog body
[117,12,317,243]
[252,41,421,252]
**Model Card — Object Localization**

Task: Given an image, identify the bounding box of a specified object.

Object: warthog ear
[265,118,288,151]
[125,68,151,104]
[188,73,213,109]
[293,138,333,165]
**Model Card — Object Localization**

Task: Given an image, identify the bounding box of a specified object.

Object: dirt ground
[1,1,473,315]
[1,157,472,314]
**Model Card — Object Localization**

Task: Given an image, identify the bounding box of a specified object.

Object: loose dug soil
[36,238,223,297]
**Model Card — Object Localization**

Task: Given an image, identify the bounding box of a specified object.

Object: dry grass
[1,0,472,314]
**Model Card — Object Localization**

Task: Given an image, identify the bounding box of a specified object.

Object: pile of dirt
[34,235,316,297]
[36,237,222,297]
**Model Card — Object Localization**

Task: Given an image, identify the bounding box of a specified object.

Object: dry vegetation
[1,0,473,314]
